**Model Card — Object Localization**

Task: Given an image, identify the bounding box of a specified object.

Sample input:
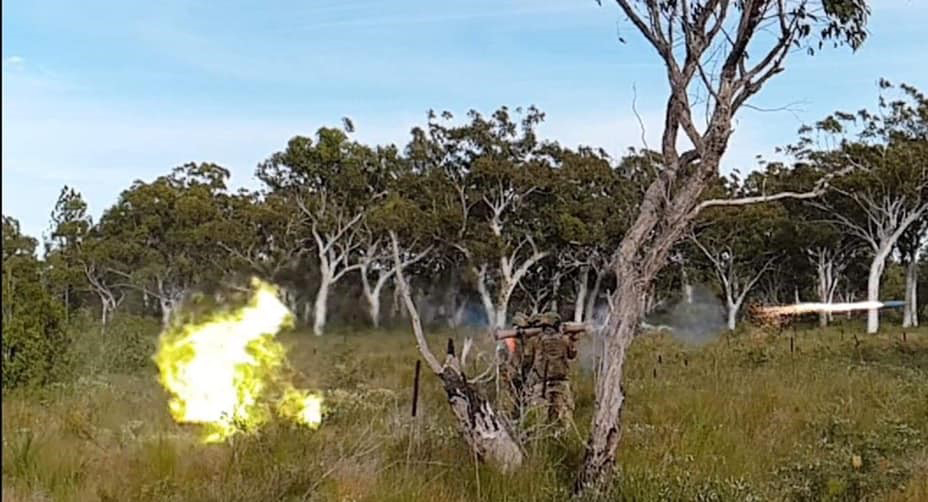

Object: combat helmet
[532,311,561,328]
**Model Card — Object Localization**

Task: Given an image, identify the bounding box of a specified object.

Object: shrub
[2,257,69,389]
[63,310,161,377]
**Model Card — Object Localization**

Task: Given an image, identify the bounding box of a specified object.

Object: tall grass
[3,317,927,501]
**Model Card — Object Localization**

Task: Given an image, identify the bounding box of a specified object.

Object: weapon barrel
[494,322,590,340]
[562,322,589,333]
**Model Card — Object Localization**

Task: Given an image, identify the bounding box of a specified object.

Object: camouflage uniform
[500,312,535,412]
[502,312,577,425]
[527,312,577,424]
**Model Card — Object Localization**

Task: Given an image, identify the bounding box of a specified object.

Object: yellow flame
[279,386,324,428]
[153,277,323,443]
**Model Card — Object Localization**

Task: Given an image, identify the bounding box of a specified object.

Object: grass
[3,319,927,501]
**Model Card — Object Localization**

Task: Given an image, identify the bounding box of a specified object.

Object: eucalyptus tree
[897,216,926,327]
[690,178,792,330]
[44,186,93,321]
[577,0,870,493]
[382,151,525,473]
[547,145,630,321]
[212,189,310,316]
[793,82,928,333]
[96,163,232,326]
[358,150,432,328]
[257,126,394,335]
[409,106,555,329]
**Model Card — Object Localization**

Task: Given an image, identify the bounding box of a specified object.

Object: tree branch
[390,231,443,374]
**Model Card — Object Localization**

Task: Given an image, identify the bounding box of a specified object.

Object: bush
[776,417,923,501]
[2,265,69,390]
[63,310,161,377]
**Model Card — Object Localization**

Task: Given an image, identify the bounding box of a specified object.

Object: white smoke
[576,284,726,374]
[646,284,727,346]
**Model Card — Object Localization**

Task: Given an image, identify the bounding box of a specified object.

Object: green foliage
[63,310,161,376]
[776,417,923,501]
[2,216,69,389]
[614,468,763,502]
[88,162,237,326]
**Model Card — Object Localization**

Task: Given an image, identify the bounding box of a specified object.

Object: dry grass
[3,321,927,501]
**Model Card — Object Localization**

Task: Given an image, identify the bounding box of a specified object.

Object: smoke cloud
[646,284,727,346]
[576,284,726,374]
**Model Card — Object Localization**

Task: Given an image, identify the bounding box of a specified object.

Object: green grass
[3,321,928,501]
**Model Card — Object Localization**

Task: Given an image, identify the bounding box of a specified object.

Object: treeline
[3,82,927,387]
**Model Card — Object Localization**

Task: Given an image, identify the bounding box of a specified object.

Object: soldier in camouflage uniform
[501,311,578,426]
[499,312,535,413]
[527,312,577,424]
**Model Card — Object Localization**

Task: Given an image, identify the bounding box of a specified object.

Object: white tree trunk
[727,300,738,331]
[550,273,562,313]
[826,283,837,324]
[368,292,382,328]
[302,301,312,325]
[903,257,918,328]
[453,301,466,327]
[494,303,508,329]
[101,298,112,327]
[160,298,175,327]
[475,265,496,327]
[584,270,603,322]
[391,284,402,319]
[866,246,892,334]
[574,266,590,323]
[313,275,332,336]
[681,264,693,304]
[816,255,831,328]
[361,271,388,328]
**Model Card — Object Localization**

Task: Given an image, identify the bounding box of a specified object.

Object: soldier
[499,311,580,427]
[526,312,578,425]
[500,312,536,414]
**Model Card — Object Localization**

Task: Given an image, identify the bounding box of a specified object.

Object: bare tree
[82,261,124,327]
[805,242,860,326]
[576,0,869,494]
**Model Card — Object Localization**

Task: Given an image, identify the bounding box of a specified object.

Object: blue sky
[3,0,926,246]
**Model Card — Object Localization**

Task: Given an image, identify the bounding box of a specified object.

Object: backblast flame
[754,301,890,320]
[153,278,323,443]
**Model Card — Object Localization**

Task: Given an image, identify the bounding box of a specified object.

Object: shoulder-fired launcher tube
[493,322,590,340]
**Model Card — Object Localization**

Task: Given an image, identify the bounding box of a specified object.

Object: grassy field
[3,319,928,501]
